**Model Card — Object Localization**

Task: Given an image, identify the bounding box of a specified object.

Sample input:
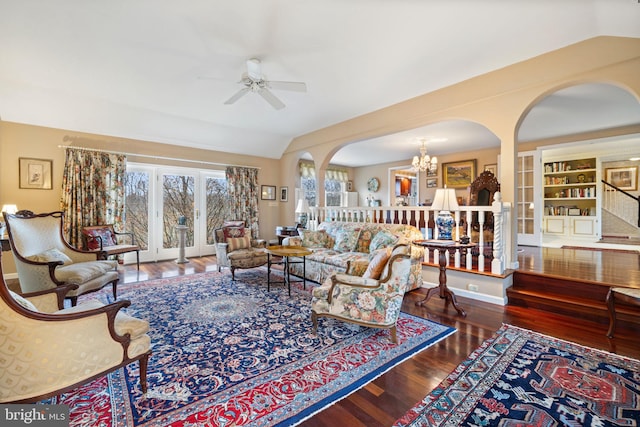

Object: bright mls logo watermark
[1,405,69,427]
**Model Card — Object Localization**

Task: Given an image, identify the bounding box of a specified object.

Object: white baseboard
[2,272,18,281]
[419,282,507,306]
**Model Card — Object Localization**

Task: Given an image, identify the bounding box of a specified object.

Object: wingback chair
[311,244,414,343]
[0,253,151,403]
[213,220,268,280]
[4,211,119,306]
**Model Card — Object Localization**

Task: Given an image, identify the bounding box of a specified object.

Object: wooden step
[509,271,640,327]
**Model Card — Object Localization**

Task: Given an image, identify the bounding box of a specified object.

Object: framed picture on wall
[484,163,497,175]
[280,186,288,202]
[426,178,437,188]
[443,159,477,188]
[19,157,53,190]
[605,166,638,191]
[261,185,276,200]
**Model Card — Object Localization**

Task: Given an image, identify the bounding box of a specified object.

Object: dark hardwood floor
[117,250,639,427]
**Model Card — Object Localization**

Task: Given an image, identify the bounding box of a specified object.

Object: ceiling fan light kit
[224,58,307,110]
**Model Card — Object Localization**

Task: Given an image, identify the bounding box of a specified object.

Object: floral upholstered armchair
[311,243,414,343]
[214,220,268,280]
[0,253,151,403]
[4,211,119,306]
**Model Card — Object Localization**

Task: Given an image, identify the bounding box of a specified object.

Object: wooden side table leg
[416,286,440,306]
[285,256,291,296]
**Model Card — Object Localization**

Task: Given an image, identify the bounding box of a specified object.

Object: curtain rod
[59,138,260,170]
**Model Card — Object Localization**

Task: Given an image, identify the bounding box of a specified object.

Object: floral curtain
[225,166,260,238]
[60,148,126,247]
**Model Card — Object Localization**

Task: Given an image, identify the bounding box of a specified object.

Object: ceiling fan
[224,58,307,110]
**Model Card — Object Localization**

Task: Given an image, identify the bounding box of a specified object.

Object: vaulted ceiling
[1,1,639,166]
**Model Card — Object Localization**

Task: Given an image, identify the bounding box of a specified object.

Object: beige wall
[352,147,500,206]
[0,121,284,274]
[283,36,640,268]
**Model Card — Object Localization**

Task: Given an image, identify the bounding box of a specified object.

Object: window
[299,162,348,207]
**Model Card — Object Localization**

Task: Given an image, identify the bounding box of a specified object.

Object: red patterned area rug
[393,324,640,426]
[44,269,455,426]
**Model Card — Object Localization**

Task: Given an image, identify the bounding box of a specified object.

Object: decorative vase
[435,211,455,240]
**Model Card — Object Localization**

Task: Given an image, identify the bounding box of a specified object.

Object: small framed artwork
[484,163,497,175]
[19,157,53,189]
[443,159,477,188]
[426,178,437,188]
[426,168,437,177]
[280,186,288,202]
[261,185,276,200]
[606,166,637,191]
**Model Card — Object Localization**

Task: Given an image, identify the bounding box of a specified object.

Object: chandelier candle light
[412,138,438,173]
[431,188,459,240]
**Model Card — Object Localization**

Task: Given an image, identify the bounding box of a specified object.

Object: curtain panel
[60,148,126,247]
[225,166,260,238]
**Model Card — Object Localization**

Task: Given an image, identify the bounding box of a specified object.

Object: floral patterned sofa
[282,221,424,291]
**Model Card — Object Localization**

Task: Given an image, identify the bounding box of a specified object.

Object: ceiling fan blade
[258,88,285,110]
[224,87,250,105]
[246,58,262,81]
[267,80,307,92]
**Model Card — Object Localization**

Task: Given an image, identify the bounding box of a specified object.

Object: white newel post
[491,192,505,274]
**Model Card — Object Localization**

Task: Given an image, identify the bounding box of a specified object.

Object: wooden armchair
[81,224,140,269]
[311,244,414,343]
[3,211,119,306]
[0,253,151,403]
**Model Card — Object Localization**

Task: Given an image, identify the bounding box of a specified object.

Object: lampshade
[431,189,459,212]
[295,199,309,214]
[1,204,18,215]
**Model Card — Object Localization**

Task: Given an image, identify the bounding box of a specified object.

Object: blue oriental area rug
[47,269,455,426]
[394,324,640,427]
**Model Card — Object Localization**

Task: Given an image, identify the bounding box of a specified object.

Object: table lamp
[431,188,458,240]
[295,199,309,228]
[1,204,18,238]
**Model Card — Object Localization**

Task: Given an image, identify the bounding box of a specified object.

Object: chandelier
[412,139,438,173]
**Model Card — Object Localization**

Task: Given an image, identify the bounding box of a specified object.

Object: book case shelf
[542,157,598,241]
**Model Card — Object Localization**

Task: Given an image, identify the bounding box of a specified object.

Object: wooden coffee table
[266,245,312,295]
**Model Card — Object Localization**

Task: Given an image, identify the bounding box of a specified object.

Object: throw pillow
[26,248,73,265]
[223,220,245,228]
[223,226,245,240]
[362,247,392,279]
[9,290,38,311]
[82,227,116,250]
[227,235,251,251]
[333,228,361,252]
[369,230,399,252]
[299,229,331,248]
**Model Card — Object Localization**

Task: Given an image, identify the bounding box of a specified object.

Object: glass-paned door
[517,150,541,246]
[125,164,223,262]
[157,171,196,260]
[124,165,154,263]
